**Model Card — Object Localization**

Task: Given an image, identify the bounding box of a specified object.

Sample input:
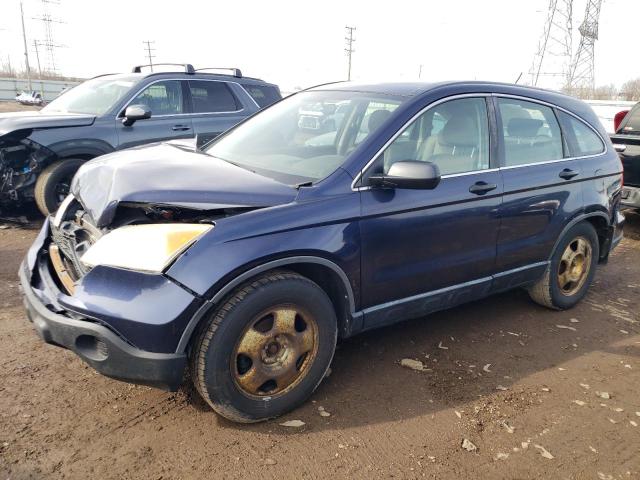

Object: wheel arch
[550,212,612,263]
[176,256,361,354]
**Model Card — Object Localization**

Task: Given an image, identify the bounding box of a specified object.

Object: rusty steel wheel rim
[557,236,592,297]
[231,305,319,398]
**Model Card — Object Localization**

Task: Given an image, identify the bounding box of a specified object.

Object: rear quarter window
[243,84,281,108]
[621,106,640,133]
[558,112,605,156]
[188,81,239,113]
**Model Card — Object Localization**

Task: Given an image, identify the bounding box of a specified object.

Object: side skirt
[359,261,549,332]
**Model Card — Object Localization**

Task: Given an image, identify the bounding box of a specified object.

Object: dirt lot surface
[0,102,41,113]
[1,211,640,479]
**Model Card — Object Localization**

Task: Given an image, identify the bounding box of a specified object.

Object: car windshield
[205,91,404,184]
[42,75,141,115]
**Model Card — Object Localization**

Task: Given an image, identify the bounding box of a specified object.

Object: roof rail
[195,67,242,78]
[132,63,196,74]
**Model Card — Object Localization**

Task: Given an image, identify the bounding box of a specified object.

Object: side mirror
[121,104,151,126]
[369,160,441,190]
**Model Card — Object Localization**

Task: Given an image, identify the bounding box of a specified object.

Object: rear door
[116,79,193,149]
[359,95,503,328]
[494,96,582,287]
[186,80,248,148]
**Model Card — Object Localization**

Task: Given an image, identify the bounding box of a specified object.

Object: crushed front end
[0,135,55,208]
[18,196,216,390]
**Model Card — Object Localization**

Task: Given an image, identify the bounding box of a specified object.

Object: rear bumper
[19,261,187,391]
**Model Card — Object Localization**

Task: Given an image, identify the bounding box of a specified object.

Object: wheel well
[60,153,94,161]
[583,215,611,261]
[283,263,353,338]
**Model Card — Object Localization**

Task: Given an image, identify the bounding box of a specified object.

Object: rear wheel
[528,222,599,310]
[190,270,337,423]
[34,158,86,216]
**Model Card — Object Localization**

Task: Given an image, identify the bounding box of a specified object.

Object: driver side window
[130,80,184,116]
[378,97,490,176]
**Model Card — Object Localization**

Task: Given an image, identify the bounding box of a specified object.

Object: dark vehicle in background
[0,64,281,215]
[610,102,640,209]
[20,81,624,423]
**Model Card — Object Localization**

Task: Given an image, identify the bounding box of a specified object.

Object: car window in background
[205,91,404,184]
[243,85,281,108]
[498,98,563,166]
[620,105,640,134]
[558,112,604,156]
[42,75,140,115]
[130,80,184,116]
[378,97,489,176]
[189,81,239,113]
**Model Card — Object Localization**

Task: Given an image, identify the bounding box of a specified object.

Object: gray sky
[0,0,637,92]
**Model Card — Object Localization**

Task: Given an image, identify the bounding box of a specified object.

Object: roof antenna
[514,72,523,84]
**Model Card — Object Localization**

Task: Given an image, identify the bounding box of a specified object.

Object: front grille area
[48,199,102,291]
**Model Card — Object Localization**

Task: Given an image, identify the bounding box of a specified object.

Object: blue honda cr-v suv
[20,81,624,422]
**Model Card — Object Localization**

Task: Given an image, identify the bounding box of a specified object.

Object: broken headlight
[80,223,212,273]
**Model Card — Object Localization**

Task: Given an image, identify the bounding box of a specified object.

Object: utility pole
[529,0,573,89]
[344,26,356,81]
[143,40,156,72]
[33,40,44,97]
[568,0,603,94]
[20,1,33,91]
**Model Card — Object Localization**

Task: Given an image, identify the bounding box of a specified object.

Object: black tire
[34,158,86,216]
[190,270,337,423]
[528,222,599,310]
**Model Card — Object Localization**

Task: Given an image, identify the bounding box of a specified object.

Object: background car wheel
[528,222,599,310]
[190,270,337,423]
[34,158,86,216]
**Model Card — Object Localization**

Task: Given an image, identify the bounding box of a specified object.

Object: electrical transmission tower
[344,26,356,81]
[32,0,65,74]
[143,40,156,72]
[567,0,603,91]
[530,0,573,89]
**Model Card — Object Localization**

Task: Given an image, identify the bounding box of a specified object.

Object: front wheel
[528,222,599,310]
[190,270,337,423]
[34,158,86,215]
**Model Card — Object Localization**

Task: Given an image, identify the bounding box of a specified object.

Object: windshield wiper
[295,181,313,189]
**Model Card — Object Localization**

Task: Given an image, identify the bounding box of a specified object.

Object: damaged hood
[70,142,299,227]
[0,110,95,139]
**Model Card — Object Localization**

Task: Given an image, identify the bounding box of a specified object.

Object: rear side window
[620,106,640,133]
[243,84,281,108]
[188,81,239,113]
[498,98,563,166]
[558,112,604,156]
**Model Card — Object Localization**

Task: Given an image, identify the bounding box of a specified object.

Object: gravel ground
[0,102,41,113]
[1,211,639,479]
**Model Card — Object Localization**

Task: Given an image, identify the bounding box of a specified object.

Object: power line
[143,40,156,72]
[344,26,356,81]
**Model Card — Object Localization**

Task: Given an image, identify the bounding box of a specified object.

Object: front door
[358,96,503,329]
[116,80,193,149]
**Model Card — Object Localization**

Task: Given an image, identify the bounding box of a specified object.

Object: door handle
[172,125,191,131]
[558,168,579,180]
[469,181,497,195]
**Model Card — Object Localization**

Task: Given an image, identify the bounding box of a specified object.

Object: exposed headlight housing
[81,223,212,273]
